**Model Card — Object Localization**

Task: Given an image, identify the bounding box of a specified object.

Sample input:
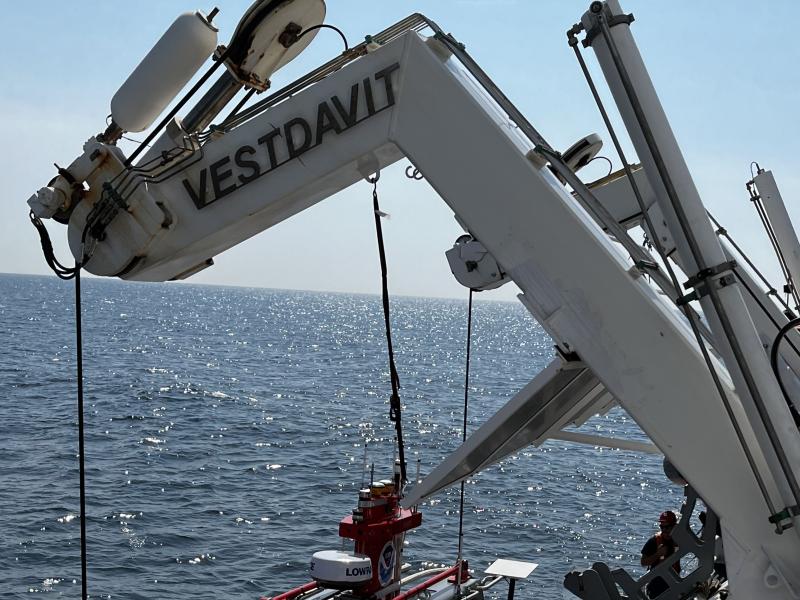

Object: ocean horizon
[0,273,676,599]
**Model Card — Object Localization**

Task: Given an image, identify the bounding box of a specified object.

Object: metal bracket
[582,3,634,49]
[564,484,719,600]
[676,260,737,306]
[683,260,737,290]
[634,259,659,276]
[433,30,466,51]
[54,163,77,186]
[555,345,582,365]
[769,504,800,534]
[86,182,129,242]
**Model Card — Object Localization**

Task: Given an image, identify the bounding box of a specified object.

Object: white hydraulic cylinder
[582,0,800,523]
[754,169,800,296]
[111,11,218,132]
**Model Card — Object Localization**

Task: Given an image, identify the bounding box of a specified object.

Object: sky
[2,1,800,302]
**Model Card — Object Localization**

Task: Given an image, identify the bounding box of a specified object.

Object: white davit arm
[25,4,800,598]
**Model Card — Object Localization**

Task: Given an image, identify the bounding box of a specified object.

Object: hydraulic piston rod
[582,1,800,526]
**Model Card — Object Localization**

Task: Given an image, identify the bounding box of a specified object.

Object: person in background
[641,510,680,598]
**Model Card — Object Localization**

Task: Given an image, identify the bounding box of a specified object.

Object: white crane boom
[26,5,800,599]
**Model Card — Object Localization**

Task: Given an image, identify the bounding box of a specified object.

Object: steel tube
[394,565,460,600]
[262,581,319,600]
[182,71,244,134]
[583,0,800,516]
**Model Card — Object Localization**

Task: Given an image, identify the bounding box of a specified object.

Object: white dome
[310,550,372,589]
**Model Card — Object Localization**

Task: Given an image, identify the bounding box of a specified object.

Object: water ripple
[0,275,676,599]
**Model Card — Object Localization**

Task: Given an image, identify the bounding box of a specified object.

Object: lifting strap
[369,176,407,486]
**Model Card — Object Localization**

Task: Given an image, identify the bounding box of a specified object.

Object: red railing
[393,564,462,600]
[260,581,319,600]
[261,563,469,600]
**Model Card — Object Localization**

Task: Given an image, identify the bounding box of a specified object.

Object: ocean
[0,273,679,599]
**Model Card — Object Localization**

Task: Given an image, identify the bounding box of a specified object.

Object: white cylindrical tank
[111,11,218,133]
[754,169,800,295]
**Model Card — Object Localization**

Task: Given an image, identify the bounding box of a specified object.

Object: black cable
[29,208,90,595]
[733,269,800,362]
[569,23,778,515]
[587,155,613,177]
[708,213,800,361]
[455,288,474,588]
[749,187,800,310]
[296,24,349,51]
[370,177,407,485]
[221,88,257,126]
[75,268,89,600]
[752,197,791,286]
[595,10,800,507]
[461,289,474,442]
[708,212,791,312]
[29,212,79,280]
[769,318,800,428]
[125,46,231,167]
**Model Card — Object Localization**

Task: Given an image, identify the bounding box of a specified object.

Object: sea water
[0,274,681,599]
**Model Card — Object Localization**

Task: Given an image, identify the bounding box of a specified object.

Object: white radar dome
[310,550,372,589]
[111,11,218,132]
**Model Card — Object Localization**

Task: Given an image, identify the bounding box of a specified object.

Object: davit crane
[26,1,800,598]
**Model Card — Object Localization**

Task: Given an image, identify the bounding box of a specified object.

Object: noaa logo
[378,541,396,586]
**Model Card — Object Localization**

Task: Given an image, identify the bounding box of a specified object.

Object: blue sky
[2,1,799,301]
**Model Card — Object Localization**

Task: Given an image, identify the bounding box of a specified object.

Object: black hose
[769,318,800,428]
[29,211,79,280]
[295,24,349,51]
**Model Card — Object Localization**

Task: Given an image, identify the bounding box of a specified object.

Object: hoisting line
[455,289,474,591]
[369,176,407,486]
[29,213,89,600]
[74,268,89,600]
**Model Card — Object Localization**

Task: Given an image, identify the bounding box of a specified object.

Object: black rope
[370,177,407,485]
[455,288,474,587]
[75,268,89,600]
